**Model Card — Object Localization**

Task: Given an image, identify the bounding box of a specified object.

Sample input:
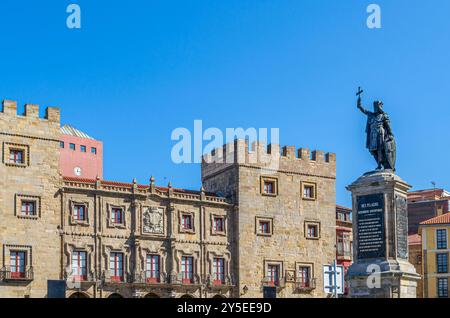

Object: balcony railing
[134,271,167,284]
[101,271,133,284]
[261,276,286,289]
[1,267,34,282]
[206,274,233,289]
[64,270,95,285]
[295,278,316,292]
[169,272,201,285]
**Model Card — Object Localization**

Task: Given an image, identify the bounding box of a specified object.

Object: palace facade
[0,99,336,298]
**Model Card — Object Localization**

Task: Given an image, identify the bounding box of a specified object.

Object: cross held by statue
[356,87,364,97]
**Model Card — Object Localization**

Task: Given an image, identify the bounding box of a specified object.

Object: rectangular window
[60,141,65,148]
[307,224,318,238]
[306,223,319,239]
[213,217,224,233]
[72,251,87,281]
[73,205,86,221]
[438,278,448,298]
[298,266,311,288]
[267,264,280,286]
[213,258,225,285]
[181,214,193,230]
[80,145,86,152]
[21,201,36,216]
[109,252,124,282]
[259,221,271,235]
[9,149,24,164]
[91,147,97,154]
[181,256,194,284]
[10,251,26,279]
[69,143,76,151]
[264,181,275,194]
[145,254,160,283]
[437,253,448,274]
[437,229,448,249]
[111,207,123,225]
[303,185,314,199]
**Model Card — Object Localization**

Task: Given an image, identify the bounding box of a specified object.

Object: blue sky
[1,0,449,206]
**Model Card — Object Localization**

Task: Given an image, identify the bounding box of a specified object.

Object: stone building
[1,99,336,298]
[0,100,61,298]
[202,140,336,298]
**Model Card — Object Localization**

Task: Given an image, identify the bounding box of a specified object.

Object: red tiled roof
[408,234,421,245]
[420,213,450,225]
[62,176,219,197]
[336,205,351,211]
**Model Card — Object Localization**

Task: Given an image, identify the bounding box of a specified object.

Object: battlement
[1,99,60,123]
[203,139,336,165]
[202,139,336,180]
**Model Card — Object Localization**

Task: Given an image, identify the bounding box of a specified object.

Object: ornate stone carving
[142,206,164,234]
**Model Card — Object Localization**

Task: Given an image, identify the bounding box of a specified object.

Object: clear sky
[1,0,449,207]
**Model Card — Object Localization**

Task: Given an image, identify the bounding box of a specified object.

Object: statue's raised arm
[356,87,369,115]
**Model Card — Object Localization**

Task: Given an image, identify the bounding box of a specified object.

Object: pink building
[59,125,103,179]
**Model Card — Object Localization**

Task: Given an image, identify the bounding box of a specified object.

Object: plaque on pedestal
[346,171,420,298]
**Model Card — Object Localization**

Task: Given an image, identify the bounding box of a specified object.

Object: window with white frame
[73,204,86,222]
[212,257,225,285]
[9,149,24,164]
[109,252,124,282]
[181,214,193,231]
[213,216,225,233]
[181,256,194,284]
[72,251,87,281]
[437,229,448,250]
[297,265,312,288]
[438,278,448,298]
[111,207,124,225]
[10,251,26,279]
[21,200,36,216]
[305,221,320,239]
[145,254,160,283]
[267,264,280,286]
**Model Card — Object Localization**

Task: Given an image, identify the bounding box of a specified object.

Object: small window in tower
[305,221,320,239]
[256,217,273,236]
[91,147,97,155]
[9,149,24,164]
[80,145,86,152]
[261,177,278,196]
[302,182,317,200]
[70,143,76,151]
[60,141,65,148]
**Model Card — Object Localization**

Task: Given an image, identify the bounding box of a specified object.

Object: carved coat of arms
[143,207,164,234]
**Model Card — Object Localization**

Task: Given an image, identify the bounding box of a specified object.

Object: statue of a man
[356,88,396,171]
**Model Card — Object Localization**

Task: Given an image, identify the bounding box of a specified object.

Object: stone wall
[0,100,61,297]
[203,139,337,298]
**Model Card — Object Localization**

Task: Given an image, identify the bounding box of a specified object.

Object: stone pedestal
[346,170,420,298]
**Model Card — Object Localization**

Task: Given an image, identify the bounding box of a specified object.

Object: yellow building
[419,213,450,298]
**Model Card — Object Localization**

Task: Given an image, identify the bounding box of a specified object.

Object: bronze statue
[356,87,396,171]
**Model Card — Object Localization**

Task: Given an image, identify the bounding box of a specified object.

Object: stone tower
[0,100,61,297]
[202,139,336,298]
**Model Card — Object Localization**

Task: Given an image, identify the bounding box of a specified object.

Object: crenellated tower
[202,139,336,298]
[0,100,61,297]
